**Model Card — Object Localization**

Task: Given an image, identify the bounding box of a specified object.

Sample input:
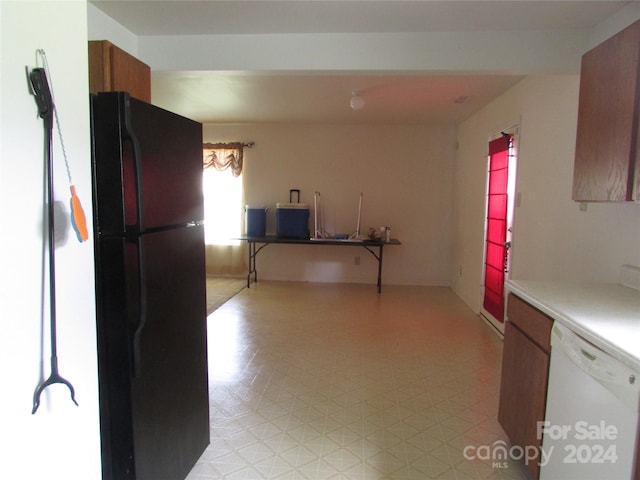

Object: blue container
[245,205,267,237]
[276,203,309,238]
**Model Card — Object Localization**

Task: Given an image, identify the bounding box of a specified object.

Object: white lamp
[350,90,365,110]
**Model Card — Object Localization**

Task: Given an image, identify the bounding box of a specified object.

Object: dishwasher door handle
[579,347,596,362]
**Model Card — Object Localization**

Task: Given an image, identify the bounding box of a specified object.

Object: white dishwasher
[540,322,640,480]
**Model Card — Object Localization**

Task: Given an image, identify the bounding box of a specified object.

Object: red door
[483,135,511,323]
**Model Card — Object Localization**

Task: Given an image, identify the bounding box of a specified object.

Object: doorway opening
[480,127,518,335]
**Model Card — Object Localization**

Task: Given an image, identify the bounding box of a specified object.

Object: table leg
[246,241,251,288]
[377,245,384,293]
[246,241,268,287]
[247,241,257,288]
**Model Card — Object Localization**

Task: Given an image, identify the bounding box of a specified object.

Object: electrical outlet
[354,256,360,266]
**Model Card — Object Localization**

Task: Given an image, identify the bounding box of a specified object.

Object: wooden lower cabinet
[498,294,552,479]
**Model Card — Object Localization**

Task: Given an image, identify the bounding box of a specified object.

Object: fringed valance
[203,142,251,177]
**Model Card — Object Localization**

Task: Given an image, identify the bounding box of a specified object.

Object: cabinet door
[89,40,151,103]
[498,322,549,479]
[109,45,151,102]
[572,20,640,202]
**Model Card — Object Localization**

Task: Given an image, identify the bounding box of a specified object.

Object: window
[202,142,252,276]
[202,143,246,246]
[203,166,242,246]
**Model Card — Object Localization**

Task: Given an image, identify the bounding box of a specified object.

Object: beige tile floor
[187,281,530,480]
[206,276,246,315]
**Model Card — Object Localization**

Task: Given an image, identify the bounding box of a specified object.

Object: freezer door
[129,97,204,229]
[91,92,204,235]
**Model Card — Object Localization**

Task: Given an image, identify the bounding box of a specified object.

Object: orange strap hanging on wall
[70,185,88,242]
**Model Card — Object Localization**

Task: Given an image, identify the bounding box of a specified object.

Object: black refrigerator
[90,92,209,480]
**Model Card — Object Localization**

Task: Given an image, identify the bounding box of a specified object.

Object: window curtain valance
[203,142,245,177]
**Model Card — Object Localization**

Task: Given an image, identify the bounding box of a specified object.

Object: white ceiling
[91,1,629,35]
[151,71,526,124]
[89,1,630,124]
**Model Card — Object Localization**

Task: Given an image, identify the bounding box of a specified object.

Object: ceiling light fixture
[350,90,365,110]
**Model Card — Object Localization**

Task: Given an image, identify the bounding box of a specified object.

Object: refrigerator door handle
[121,94,145,232]
[131,236,147,378]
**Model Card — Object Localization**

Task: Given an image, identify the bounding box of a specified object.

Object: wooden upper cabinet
[89,40,151,103]
[572,19,640,202]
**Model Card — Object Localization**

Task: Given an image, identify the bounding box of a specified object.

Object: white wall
[139,30,586,74]
[0,1,101,478]
[204,123,457,286]
[87,1,138,55]
[452,74,640,312]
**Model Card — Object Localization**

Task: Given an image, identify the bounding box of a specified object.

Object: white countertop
[506,280,640,372]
